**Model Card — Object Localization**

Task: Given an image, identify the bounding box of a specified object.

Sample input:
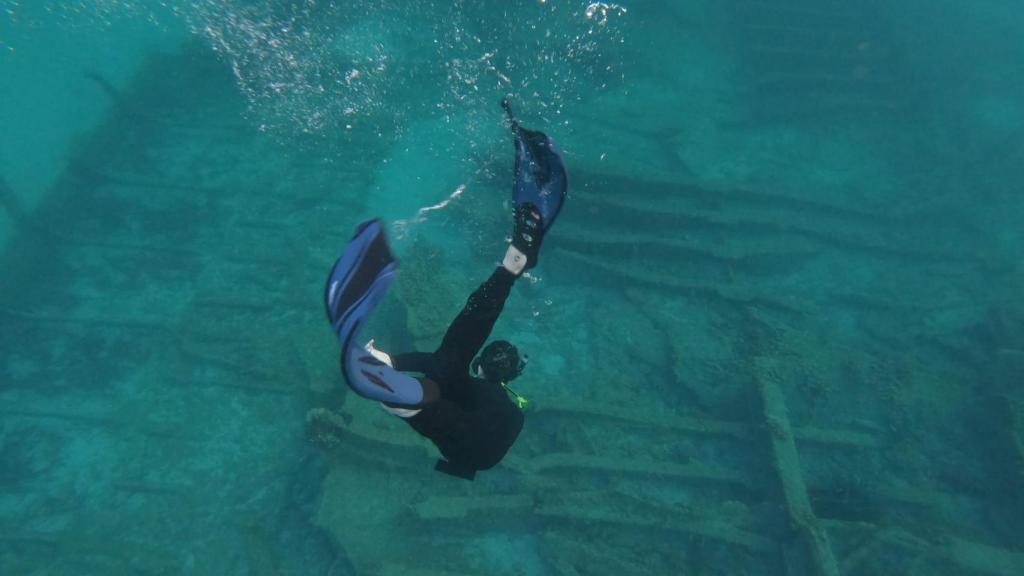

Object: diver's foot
[503,203,543,275]
[502,245,529,275]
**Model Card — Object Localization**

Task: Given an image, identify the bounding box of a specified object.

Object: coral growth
[305,408,351,449]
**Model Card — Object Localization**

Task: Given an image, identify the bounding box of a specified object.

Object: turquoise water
[2,1,1023,574]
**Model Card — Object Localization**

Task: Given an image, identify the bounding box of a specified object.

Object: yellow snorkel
[500,381,528,409]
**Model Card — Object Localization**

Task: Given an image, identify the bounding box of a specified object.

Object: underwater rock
[0,176,27,227]
[394,234,466,349]
[970,94,1024,146]
[970,395,1024,507]
[624,288,744,416]
[994,347,1024,397]
[306,407,351,450]
[581,290,674,410]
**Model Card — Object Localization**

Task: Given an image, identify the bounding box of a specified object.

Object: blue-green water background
[2,1,1022,575]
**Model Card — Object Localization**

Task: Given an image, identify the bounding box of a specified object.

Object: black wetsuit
[389,267,524,476]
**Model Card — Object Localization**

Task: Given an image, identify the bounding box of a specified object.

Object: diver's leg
[434,267,516,374]
[327,219,439,406]
[433,200,549,373]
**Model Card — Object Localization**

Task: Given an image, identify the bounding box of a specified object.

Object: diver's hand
[364,339,394,368]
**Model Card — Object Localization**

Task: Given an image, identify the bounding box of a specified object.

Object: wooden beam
[755,356,840,576]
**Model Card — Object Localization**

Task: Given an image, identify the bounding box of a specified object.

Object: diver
[323,100,568,479]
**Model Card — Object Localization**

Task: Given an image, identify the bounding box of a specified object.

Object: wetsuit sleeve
[433,267,516,375]
[391,352,434,373]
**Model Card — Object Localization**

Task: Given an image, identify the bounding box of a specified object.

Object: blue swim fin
[324,219,439,406]
[503,99,568,234]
